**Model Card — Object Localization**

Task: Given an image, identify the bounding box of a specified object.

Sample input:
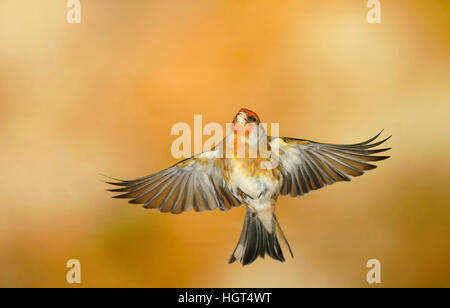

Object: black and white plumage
[106,108,391,265]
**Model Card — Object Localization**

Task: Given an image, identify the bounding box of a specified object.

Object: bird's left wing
[105,150,241,213]
[269,132,391,197]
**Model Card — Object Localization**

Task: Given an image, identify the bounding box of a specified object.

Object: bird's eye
[248,116,257,122]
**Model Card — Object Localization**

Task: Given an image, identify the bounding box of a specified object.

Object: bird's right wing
[105,149,242,214]
[269,132,391,197]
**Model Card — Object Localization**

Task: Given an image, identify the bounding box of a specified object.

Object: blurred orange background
[1,0,449,287]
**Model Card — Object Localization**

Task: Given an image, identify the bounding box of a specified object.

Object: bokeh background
[1,0,449,287]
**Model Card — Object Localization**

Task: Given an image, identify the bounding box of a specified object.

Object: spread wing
[269,131,391,197]
[105,150,241,214]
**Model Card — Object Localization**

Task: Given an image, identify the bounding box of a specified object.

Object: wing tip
[112,195,126,199]
[377,155,390,160]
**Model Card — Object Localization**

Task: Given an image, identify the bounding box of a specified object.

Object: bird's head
[228,108,268,156]
[233,108,260,127]
[231,108,262,147]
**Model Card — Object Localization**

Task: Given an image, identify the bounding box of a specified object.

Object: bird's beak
[235,111,247,125]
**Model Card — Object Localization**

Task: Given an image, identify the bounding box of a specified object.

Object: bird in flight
[105,108,390,266]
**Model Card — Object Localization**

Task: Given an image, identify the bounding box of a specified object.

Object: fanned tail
[228,209,293,266]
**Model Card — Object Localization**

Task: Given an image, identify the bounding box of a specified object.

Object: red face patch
[239,108,260,122]
[234,122,255,134]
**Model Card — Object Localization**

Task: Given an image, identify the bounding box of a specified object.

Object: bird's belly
[224,159,282,203]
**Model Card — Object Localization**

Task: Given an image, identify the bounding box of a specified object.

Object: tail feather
[229,209,293,266]
[274,213,293,258]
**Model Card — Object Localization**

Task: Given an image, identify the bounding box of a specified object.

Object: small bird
[106,108,390,265]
